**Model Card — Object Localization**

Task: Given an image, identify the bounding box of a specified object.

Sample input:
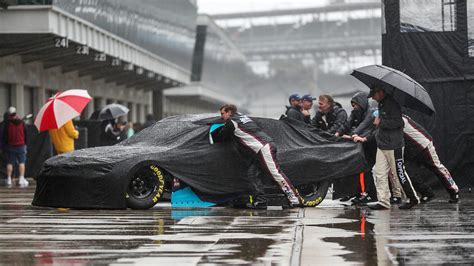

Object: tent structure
[382,0,473,187]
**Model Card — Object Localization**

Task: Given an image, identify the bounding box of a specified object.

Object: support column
[12,83,24,116]
[152,90,163,120]
[130,102,137,123]
[36,87,46,114]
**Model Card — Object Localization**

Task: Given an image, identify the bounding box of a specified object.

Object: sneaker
[6,177,12,187]
[449,193,459,203]
[357,195,373,206]
[246,195,268,209]
[390,197,402,204]
[367,202,389,210]
[18,177,29,187]
[399,200,418,210]
[340,195,355,202]
[420,193,435,203]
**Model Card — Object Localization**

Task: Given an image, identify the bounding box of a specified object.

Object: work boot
[399,199,418,210]
[18,177,29,187]
[449,192,459,203]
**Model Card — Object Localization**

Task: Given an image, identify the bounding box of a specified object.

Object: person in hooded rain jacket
[48,119,79,154]
[336,91,378,204]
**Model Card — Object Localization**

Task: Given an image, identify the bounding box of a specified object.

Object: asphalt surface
[1,179,473,265]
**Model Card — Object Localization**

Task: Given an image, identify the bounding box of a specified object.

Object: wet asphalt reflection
[1,182,473,265]
[303,193,474,265]
[0,183,301,265]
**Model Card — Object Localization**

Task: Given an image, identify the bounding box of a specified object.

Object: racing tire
[125,162,166,209]
[297,181,330,207]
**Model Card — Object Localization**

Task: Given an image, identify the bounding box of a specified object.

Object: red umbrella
[34,89,92,132]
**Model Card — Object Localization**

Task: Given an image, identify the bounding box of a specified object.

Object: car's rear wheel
[126,162,166,209]
[297,181,329,207]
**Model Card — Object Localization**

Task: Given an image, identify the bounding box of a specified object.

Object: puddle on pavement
[0,200,299,265]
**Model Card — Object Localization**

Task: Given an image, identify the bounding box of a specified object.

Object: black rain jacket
[285,106,305,123]
[311,103,347,134]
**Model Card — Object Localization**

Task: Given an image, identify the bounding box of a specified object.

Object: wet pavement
[1,180,473,265]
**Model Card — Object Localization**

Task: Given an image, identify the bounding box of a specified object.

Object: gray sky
[197,0,329,15]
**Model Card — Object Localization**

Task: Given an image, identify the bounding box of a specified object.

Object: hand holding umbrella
[351,64,435,115]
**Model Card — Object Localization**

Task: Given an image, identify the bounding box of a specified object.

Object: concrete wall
[0,55,152,124]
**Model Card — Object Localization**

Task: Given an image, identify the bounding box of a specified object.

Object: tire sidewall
[299,181,329,207]
[125,161,165,209]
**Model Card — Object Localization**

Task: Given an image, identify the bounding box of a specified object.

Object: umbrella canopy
[90,103,129,121]
[351,64,435,115]
[34,89,91,132]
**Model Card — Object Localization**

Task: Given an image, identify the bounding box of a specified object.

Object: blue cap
[301,94,316,101]
[289,94,301,102]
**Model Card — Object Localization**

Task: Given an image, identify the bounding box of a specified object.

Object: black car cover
[33,114,366,209]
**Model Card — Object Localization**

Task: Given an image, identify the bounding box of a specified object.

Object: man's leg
[18,163,28,187]
[391,148,419,208]
[421,143,459,195]
[372,148,391,208]
[388,169,404,200]
[405,160,434,202]
[258,143,300,205]
[6,163,13,186]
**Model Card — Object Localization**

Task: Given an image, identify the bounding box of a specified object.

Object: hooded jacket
[3,114,27,147]
[339,92,376,136]
[311,102,347,134]
[285,106,305,123]
[48,120,79,154]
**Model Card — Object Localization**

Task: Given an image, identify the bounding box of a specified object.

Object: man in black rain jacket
[364,86,419,210]
[311,95,347,135]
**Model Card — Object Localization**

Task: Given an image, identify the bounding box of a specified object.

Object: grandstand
[211,0,382,117]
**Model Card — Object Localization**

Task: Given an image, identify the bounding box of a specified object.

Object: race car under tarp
[32,114,366,209]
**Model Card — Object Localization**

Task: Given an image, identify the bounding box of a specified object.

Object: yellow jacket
[49,120,79,154]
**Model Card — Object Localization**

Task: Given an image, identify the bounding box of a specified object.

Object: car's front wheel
[126,162,166,209]
[297,181,330,207]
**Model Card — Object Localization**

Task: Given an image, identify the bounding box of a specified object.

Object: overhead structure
[0,6,189,90]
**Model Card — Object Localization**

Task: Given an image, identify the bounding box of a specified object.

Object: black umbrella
[90,103,129,121]
[351,64,435,115]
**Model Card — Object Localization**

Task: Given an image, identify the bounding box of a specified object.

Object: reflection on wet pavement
[1,183,473,265]
[0,184,300,265]
[303,194,474,265]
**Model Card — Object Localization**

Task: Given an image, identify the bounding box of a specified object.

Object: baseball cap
[8,106,16,114]
[288,94,301,102]
[301,94,316,101]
